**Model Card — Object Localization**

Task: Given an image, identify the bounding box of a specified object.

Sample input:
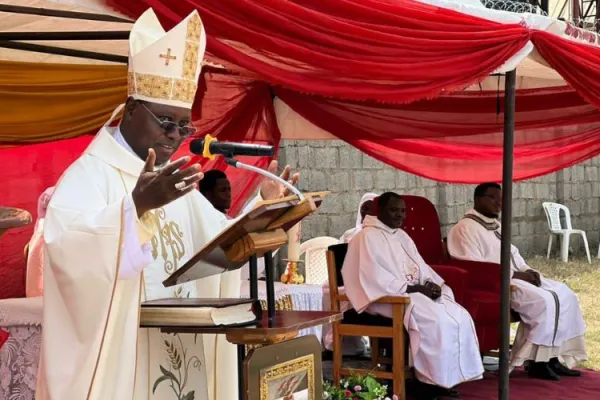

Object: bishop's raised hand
[132,149,204,217]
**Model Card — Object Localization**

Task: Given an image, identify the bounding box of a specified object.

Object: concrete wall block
[396,173,409,190]
[526,201,543,218]
[314,147,338,169]
[362,155,385,169]
[282,145,298,168]
[585,166,599,182]
[353,170,374,190]
[297,145,313,168]
[374,169,397,191]
[513,200,527,219]
[425,187,438,204]
[329,214,355,239]
[339,146,363,170]
[327,171,351,192]
[309,170,328,191]
[521,183,535,199]
[519,221,535,236]
[319,193,343,214]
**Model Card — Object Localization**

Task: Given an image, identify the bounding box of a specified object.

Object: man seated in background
[199,169,231,215]
[340,192,377,243]
[447,182,587,381]
[343,192,483,398]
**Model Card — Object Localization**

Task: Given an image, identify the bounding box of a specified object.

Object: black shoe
[528,362,560,381]
[549,358,582,377]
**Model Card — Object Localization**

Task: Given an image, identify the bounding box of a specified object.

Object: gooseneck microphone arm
[224,157,305,200]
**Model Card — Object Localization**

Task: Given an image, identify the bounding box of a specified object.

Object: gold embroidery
[159,48,177,66]
[135,73,172,99]
[182,42,200,80]
[127,71,135,96]
[128,73,197,104]
[150,208,186,275]
[172,78,198,103]
[186,13,203,42]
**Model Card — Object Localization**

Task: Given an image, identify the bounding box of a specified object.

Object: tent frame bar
[499,69,516,400]
[0,31,130,41]
[0,40,127,63]
[0,4,132,23]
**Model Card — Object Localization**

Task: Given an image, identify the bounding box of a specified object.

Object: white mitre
[127,8,206,109]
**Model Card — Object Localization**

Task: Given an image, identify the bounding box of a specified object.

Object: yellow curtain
[0,60,127,144]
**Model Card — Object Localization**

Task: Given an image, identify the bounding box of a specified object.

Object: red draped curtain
[6,0,600,298]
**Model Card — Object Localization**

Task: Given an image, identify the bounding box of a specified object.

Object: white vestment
[342,216,483,388]
[36,126,258,400]
[447,209,587,368]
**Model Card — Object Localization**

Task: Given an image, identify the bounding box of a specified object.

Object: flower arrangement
[322,371,398,400]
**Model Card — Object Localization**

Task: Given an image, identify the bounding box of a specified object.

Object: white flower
[384,397,391,400]
[323,392,330,399]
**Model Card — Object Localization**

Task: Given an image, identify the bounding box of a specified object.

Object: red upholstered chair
[400,196,470,309]
[401,195,500,353]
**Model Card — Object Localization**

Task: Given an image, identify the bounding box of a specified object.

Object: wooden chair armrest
[376,296,411,304]
[337,294,410,304]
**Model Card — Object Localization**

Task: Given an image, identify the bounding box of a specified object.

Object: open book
[140,298,261,327]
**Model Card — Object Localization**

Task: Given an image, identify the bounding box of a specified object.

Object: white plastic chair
[542,202,591,263]
[299,236,339,285]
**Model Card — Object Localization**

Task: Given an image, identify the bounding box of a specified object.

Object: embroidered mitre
[127,8,206,109]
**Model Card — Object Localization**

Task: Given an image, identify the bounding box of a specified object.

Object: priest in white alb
[447,182,587,381]
[342,192,483,398]
[36,8,298,400]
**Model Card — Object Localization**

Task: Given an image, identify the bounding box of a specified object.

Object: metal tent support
[0,41,127,63]
[0,4,132,23]
[499,69,516,400]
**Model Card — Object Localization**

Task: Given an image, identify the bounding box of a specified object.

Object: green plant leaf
[364,376,379,392]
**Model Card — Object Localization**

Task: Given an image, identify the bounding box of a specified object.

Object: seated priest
[324,193,378,356]
[342,192,483,396]
[36,8,298,400]
[199,169,232,216]
[24,187,54,297]
[340,192,377,243]
[447,182,587,381]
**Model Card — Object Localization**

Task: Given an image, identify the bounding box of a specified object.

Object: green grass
[527,256,600,370]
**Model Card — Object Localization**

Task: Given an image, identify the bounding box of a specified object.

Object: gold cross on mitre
[159,48,177,66]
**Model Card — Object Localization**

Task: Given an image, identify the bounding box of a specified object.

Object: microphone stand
[225,156,303,323]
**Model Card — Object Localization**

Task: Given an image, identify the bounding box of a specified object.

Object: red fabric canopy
[5,0,600,298]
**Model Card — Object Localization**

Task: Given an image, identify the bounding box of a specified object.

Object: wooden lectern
[149,191,343,400]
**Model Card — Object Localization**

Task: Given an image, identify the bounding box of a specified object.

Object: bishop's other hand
[259,160,301,200]
[132,149,204,218]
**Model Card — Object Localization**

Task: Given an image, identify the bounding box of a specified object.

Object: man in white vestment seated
[36,8,298,400]
[447,182,587,381]
[342,192,483,399]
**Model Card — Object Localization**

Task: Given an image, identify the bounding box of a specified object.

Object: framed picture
[244,336,322,400]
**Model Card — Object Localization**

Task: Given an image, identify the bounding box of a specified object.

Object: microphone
[190,134,274,160]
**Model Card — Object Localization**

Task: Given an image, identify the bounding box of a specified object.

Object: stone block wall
[278,140,600,258]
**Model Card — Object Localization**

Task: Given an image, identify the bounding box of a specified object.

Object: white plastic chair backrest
[542,202,572,231]
[299,236,339,285]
